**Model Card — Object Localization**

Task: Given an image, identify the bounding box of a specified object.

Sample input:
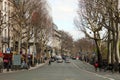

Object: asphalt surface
[0,59,119,80]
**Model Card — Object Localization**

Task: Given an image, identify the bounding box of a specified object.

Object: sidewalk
[29,61,48,70]
[77,60,120,80]
[2,60,48,73]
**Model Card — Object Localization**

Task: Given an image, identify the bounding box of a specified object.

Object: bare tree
[31,0,53,63]
[59,30,73,55]
[75,0,106,68]
[103,0,120,65]
[8,0,52,63]
[75,0,120,71]
[8,0,38,53]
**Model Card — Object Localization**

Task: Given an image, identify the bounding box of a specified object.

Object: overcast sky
[48,0,85,40]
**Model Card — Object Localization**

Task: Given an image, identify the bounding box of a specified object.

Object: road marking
[65,78,74,80]
[95,74,115,80]
[72,62,115,80]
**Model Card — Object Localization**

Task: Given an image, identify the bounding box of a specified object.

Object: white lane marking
[72,62,115,80]
[95,74,115,80]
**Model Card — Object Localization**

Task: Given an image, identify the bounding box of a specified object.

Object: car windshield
[0,0,119,80]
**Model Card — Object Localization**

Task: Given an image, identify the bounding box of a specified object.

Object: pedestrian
[48,58,51,65]
[0,57,3,73]
[94,62,98,72]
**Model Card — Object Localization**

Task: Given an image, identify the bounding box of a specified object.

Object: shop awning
[0,52,3,57]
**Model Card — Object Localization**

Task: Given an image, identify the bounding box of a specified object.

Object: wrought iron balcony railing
[2,37,9,43]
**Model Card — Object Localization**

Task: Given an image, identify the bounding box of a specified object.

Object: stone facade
[50,24,61,56]
[0,0,13,53]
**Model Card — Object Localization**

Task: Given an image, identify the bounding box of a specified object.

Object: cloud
[48,0,84,40]
[50,0,78,20]
[68,30,85,40]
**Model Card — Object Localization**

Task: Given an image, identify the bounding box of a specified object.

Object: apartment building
[0,0,3,51]
[0,0,2,11]
[1,0,13,53]
[50,24,62,56]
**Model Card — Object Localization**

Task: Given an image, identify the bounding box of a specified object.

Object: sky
[47,0,85,40]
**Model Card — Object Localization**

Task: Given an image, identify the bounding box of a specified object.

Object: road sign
[6,48,11,53]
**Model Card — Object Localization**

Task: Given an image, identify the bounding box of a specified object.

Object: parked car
[71,56,76,60]
[57,58,63,63]
[65,58,70,63]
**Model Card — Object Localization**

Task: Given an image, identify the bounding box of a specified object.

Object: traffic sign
[6,48,11,53]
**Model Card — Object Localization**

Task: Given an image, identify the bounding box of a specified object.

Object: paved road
[73,60,120,80]
[0,60,117,80]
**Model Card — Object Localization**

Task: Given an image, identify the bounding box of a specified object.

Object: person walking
[48,58,51,65]
[94,61,99,72]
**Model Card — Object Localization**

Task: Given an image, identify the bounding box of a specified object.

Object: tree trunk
[18,34,21,54]
[33,27,37,65]
[107,30,112,64]
[114,25,120,63]
[94,39,102,68]
[115,0,120,63]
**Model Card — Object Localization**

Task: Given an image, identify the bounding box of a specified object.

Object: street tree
[8,0,38,53]
[73,38,96,61]
[75,0,106,67]
[59,30,73,55]
[75,0,120,70]
[8,0,53,63]
[100,0,120,65]
[31,0,53,62]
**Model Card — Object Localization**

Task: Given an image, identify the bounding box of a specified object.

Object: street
[0,59,118,80]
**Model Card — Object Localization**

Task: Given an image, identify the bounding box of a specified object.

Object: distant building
[49,23,62,56]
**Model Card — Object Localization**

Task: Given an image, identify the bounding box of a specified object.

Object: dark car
[71,56,76,60]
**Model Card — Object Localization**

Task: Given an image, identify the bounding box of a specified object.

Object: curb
[29,62,47,70]
[1,61,49,74]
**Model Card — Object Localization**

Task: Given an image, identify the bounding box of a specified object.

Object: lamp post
[0,9,2,52]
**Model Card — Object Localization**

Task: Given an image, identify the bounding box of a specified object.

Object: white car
[65,59,70,63]
[57,58,63,63]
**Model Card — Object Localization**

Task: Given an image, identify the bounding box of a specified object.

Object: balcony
[2,37,9,43]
